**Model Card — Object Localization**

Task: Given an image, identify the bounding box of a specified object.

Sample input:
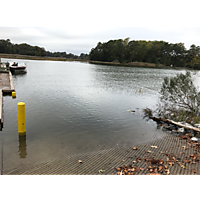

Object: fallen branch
[150,116,200,132]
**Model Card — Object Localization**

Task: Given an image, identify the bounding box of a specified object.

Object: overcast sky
[0,25,200,55]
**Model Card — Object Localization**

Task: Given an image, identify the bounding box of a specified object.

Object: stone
[169,125,176,130]
[184,123,194,127]
[194,133,200,138]
[163,125,171,130]
[177,128,184,133]
[191,137,198,141]
[194,124,200,128]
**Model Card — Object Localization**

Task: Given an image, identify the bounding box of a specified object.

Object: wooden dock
[0,69,15,129]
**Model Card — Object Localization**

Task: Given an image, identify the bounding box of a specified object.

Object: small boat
[9,62,27,73]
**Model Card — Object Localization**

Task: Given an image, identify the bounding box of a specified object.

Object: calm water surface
[0,58,188,171]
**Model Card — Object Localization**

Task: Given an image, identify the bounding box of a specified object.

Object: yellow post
[17,102,26,135]
[12,91,16,98]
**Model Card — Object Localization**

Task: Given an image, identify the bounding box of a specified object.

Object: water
[0,58,188,173]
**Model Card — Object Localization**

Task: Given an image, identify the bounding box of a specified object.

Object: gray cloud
[1,27,200,55]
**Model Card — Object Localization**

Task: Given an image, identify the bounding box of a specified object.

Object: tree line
[89,38,200,68]
[0,39,89,60]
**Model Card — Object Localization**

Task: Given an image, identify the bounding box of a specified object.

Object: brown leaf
[132,147,138,150]
[192,169,196,173]
[165,169,170,175]
[119,159,125,162]
[132,160,137,163]
[134,167,140,171]
[149,169,154,172]
[169,162,174,166]
[137,157,142,162]
[140,168,144,171]
[151,145,158,148]
[117,172,121,175]
[158,166,163,171]
[78,160,82,163]
[116,168,121,171]
[149,172,160,175]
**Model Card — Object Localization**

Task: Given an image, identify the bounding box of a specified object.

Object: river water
[0,58,188,173]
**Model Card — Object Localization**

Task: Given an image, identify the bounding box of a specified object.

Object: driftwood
[150,116,200,133]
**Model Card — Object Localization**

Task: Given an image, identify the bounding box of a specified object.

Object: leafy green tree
[158,71,200,120]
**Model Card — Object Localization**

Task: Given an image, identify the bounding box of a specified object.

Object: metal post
[17,102,26,135]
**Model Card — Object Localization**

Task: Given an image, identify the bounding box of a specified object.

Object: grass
[192,116,200,124]
[0,53,88,62]
[2,53,195,71]
[1,53,172,68]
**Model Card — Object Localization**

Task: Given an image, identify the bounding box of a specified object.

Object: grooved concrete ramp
[3,133,200,175]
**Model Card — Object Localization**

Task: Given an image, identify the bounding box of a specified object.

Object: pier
[0,58,15,129]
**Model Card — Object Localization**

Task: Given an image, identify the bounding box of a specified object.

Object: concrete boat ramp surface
[2,132,200,175]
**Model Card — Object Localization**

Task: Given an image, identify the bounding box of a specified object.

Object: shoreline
[1,53,193,70]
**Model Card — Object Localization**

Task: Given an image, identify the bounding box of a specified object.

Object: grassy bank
[0,53,88,63]
[0,53,190,70]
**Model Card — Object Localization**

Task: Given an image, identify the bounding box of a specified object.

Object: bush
[157,71,200,121]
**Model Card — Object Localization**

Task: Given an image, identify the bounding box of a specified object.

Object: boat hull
[10,65,26,71]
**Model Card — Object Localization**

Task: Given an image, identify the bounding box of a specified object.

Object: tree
[157,71,200,121]
[186,44,200,68]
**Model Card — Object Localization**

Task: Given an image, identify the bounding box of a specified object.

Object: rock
[194,124,200,128]
[171,130,178,135]
[184,123,194,127]
[178,128,184,133]
[163,125,171,130]
[194,133,200,138]
[169,125,176,130]
[191,137,198,141]
[162,123,169,126]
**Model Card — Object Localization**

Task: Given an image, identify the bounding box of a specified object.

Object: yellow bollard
[17,102,26,135]
[12,91,16,98]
